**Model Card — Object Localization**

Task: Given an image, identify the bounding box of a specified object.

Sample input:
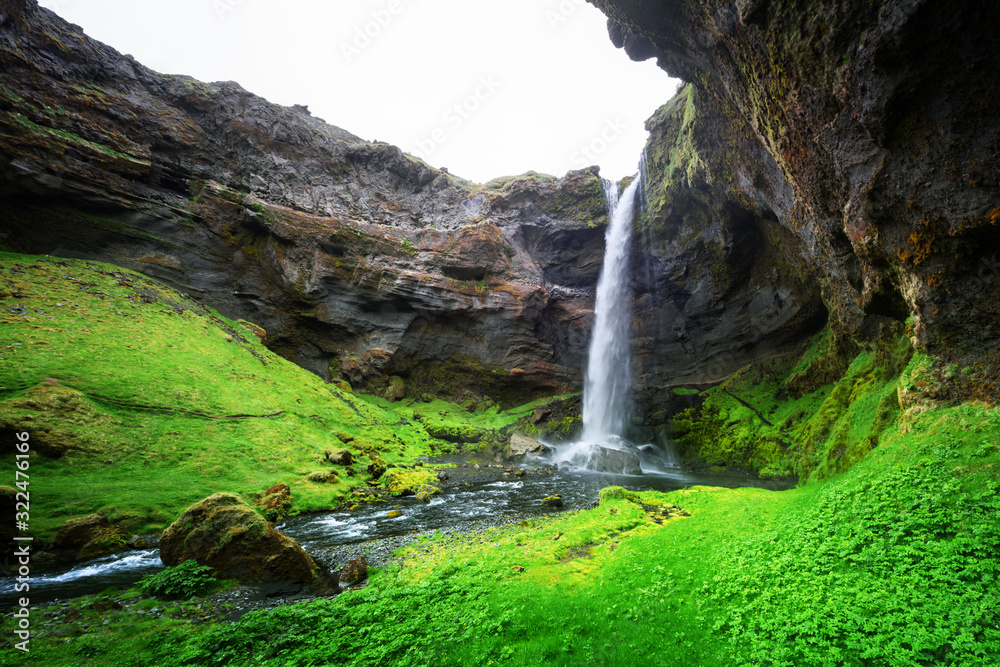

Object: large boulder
[508,434,552,457]
[160,493,319,583]
[53,514,130,560]
[581,446,642,475]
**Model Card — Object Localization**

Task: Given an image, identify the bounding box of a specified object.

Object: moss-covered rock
[339,556,368,585]
[384,469,439,496]
[366,454,387,480]
[160,492,318,583]
[53,514,130,560]
[256,484,293,522]
[325,448,354,466]
[415,484,441,503]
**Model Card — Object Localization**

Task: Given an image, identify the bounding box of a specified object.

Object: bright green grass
[0,253,561,538]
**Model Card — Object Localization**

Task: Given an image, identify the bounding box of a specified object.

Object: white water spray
[548,172,682,474]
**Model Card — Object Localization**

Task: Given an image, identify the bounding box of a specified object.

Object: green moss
[383,469,439,496]
[6,111,149,165]
[671,327,913,481]
[0,252,468,538]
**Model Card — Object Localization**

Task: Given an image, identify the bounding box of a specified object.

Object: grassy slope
[0,253,545,540]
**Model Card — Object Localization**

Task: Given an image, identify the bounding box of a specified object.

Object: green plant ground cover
[5,400,997,666]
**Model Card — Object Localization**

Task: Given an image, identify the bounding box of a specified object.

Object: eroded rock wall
[592,0,1000,400]
[0,1,617,405]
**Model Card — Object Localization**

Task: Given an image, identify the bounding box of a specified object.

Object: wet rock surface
[576,446,643,476]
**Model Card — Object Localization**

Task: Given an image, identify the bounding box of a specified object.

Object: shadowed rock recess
[2,0,998,418]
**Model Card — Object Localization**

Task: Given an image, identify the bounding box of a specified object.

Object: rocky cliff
[0,0,830,411]
[0,1,614,405]
[592,0,1000,402]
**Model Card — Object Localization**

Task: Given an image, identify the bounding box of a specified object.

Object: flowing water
[0,462,787,609]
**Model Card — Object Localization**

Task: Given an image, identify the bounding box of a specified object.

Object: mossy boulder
[542,494,564,508]
[160,492,319,583]
[256,483,293,522]
[325,448,354,466]
[415,484,441,503]
[384,469,438,496]
[366,454,387,480]
[339,556,368,585]
[53,514,130,560]
[307,471,339,484]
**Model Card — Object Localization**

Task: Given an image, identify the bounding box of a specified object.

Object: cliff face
[592,0,1000,401]
[0,1,617,405]
[0,0,831,410]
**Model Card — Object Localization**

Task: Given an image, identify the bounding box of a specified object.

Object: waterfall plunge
[549,177,644,474]
[581,177,640,443]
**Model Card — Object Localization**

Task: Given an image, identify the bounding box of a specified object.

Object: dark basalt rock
[590,0,1000,400]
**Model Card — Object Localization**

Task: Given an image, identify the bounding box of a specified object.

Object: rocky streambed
[1,457,791,618]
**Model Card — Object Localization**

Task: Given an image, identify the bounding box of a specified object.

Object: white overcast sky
[39,0,679,183]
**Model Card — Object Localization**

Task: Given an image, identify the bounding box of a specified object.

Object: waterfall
[545,171,681,474]
[580,177,641,442]
[547,176,647,475]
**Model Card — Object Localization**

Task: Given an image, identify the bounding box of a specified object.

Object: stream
[0,458,789,610]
